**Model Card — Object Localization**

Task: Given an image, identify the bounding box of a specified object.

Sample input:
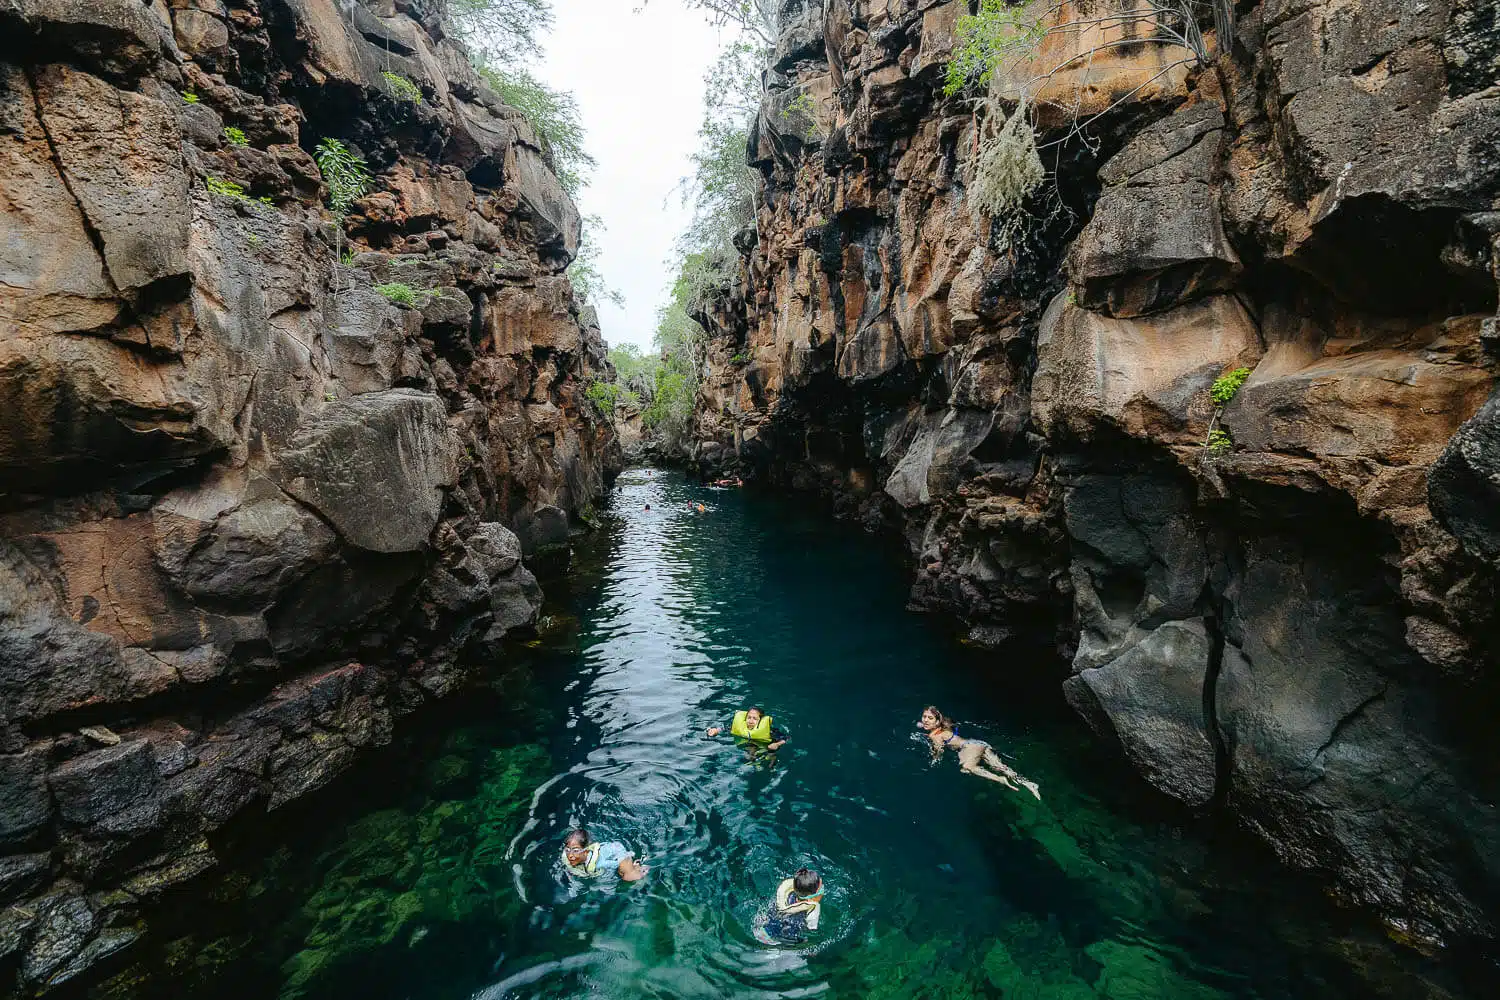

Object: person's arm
[767,726,788,750]
[705,720,728,737]
[805,903,820,931]
[618,855,647,881]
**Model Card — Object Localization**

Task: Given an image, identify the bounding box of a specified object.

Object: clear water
[85,469,1492,1000]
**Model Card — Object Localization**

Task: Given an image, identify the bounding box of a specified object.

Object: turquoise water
[85,469,1487,999]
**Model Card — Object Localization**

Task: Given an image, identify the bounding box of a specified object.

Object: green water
[89,469,1488,999]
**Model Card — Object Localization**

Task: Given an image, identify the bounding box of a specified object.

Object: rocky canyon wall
[690,0,1500,949]
[0,0,617,990]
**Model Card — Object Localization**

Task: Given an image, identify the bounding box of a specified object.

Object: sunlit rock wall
[691,0,1500,947]
[0,0,618,989]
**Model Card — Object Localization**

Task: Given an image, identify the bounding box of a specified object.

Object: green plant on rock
[585,379,622,413]
[223,125,248,146]
[313,138,372,218]
[205,176,245,198]
[729,353,748,365]
[1210,366,1252,406]
[381,71,424,104]
[181,91,200,104]
[1201,366,1252,462]
[374,282,428,307]
[780,91,826,141]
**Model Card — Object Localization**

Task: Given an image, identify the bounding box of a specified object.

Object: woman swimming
[919,705,1040,799]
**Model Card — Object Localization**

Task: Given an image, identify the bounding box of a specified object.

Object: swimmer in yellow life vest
[560,827,647,881]
[764,867,823,942]
[705,706,787,751]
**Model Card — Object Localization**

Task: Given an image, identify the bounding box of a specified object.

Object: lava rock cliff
[690,0,1500,948]
[0,0,617,990]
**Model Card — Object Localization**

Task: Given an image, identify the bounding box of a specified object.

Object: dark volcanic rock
[0,0,621,990]
[687,0,1500,949]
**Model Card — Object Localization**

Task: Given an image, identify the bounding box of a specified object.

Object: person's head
[920,706,953,732]
[644,504,651,511]
[793,867,821,896]
[745,706,766,728]
[563,828,591,864]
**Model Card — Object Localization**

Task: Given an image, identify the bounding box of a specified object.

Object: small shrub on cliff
[205,176,246,198]
[223,125,248,146]
[1206,429,1233,458]
[381,71,424,104]
[181,91,200,104]
[781,92,826,141]
[944,0,1047,98]
[374,282,428,307]
[313,138,372,218]
[1210,367,1252,406]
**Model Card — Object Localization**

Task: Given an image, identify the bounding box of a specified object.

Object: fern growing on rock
[313,138,371,218]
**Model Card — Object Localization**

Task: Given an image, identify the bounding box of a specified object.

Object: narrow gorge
[0,0,617,989]
[686,0,1500,958]
[2,0,1500,997]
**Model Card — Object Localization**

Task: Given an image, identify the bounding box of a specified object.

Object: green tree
[445,0,554,63]
[672,41,763,309]
[476,63,594,197]
[568,215,624,308]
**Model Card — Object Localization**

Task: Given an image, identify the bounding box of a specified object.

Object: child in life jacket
[705,706,788,751]
[560,827,646,881]
[763,867,824,942]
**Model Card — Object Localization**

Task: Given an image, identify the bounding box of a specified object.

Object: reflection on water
[80,470,1491,1000]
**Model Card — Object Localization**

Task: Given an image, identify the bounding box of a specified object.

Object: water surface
[89,469,1489,999]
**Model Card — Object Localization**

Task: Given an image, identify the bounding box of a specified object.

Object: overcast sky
[539,2,728,350]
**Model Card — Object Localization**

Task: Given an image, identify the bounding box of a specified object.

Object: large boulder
[274,390,459,554]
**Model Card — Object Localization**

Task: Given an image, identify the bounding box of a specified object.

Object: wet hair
[793,868,821,895]
[564,828,590,848]
[923,705,955,730]
[747,706,765,717]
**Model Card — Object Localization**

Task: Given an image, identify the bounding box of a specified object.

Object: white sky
[539,2,727,350]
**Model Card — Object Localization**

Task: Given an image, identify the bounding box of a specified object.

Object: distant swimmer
[560,828,647,881]
[919,705,1040,799]
[644,504,651,511]
[706,706,788,751]
[762,867,824,943]
[695,503,707,513]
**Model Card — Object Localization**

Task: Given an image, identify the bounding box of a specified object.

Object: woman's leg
[982,747,1041,799]
[959,744,1019,788]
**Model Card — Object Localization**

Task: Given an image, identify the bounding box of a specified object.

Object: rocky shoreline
[686,0,1500,948]
[0,0,617,991]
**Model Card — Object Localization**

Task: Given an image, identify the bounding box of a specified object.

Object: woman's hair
[923,705,955,730]
[748,706,765,717]
[564,828,590,848]
[793,867,821,894]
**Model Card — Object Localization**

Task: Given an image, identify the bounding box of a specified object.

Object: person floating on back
[763,867,824,943]
[919,705,1040,799]
[706,706,787,751]
[560,827,647,882]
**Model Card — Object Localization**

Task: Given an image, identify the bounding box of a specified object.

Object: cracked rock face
[0,0,620,991]
[689,0,1500,948]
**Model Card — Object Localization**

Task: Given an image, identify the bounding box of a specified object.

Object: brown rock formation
[690,0,1500,948]
[0,0,618,990]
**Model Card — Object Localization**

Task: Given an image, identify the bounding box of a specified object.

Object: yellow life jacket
[561,842,601,877]
[731,710,774,741]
